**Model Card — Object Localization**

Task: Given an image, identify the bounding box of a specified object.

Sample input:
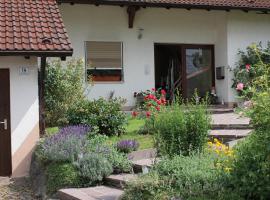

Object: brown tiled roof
[0,0,73,56]
[58,0,270,10]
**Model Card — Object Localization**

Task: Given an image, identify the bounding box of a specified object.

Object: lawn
[108,118,154,150]
[45,118,154,150]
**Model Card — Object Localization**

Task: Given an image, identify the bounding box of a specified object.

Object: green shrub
[230,129,270,199]
[154,103,210,156]
[123,153,241,200]
[68,98,127,136]
[106,148,132,173]
[232,42,270,100]
[46,163,81,195]
[45,59,86,127]
[74,153,113,185]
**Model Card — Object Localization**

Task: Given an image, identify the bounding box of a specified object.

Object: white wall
[60,4,270,106]
[0,57,39,155]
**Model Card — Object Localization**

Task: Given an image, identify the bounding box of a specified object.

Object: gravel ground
[0,177,39,200]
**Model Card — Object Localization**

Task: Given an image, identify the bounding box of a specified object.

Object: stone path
[0,177,39,200]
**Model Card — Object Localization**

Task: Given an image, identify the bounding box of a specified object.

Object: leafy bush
[46,163,81,195]
[123,153,240,200]
[232,42,270,100]
[116,139,139,153]
[68,98,127,136]
[230,129,270,199]
[154,103,210,157]
[45,59,86,127]
[74,153,113,185]
[37,125,91,163]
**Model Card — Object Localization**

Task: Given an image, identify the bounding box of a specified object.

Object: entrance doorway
[0,69,12,176]
[154,44,215,100]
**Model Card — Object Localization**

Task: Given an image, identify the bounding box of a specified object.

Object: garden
[31,43,270,199]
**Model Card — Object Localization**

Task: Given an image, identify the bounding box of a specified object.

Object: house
[1,0,270,178]
[58,0,270,107]
[0,0,72,177]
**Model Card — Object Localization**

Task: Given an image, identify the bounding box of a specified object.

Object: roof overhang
[0,50,73,57]
[57,0,270,12]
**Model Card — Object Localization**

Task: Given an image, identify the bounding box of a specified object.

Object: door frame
[0,69,12,176]
[154,43,215,98]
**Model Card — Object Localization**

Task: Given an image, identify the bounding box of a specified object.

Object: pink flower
[161,89,166,95]
[132,111,138,118]
[156,106,161,111]
[236,83,244,91]
[146,111,151,118]
[151,88,156,91]
[246,64,251,72]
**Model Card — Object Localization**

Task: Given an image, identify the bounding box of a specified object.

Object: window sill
[89,81,125,84]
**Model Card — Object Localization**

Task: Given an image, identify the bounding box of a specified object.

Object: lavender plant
[116,140,139,153]
[38,125,91,163]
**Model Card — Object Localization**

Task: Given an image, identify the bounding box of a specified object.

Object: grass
[45,118,154,150]
[108,118,154,150]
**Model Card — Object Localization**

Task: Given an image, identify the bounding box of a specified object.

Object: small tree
[45,59,86,127]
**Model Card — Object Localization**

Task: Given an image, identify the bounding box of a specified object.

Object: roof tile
[0,0,72,55]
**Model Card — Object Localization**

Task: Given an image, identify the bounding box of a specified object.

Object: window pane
[86,41,122,69]
[85,41,123,82]
[185,48,212,98]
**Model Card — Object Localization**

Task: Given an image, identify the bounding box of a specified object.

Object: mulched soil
[0,177,39,200]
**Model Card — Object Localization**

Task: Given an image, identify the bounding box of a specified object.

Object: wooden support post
[39,57,46,136]
[127,6,140,29]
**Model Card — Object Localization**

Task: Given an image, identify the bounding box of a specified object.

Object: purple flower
[116,140,139,153]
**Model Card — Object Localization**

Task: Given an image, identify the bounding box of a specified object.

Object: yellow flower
[224,167,232,173]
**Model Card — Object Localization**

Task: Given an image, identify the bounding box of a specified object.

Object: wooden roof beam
[127,6,140,29]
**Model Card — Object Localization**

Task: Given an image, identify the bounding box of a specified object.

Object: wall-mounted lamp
[138,28,144,40]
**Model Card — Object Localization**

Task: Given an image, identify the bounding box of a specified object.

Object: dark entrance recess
[0,69,12,176]
[154,44,215,101]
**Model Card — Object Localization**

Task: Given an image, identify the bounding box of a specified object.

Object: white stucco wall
[60,4,270,106]
[0,57,39,155]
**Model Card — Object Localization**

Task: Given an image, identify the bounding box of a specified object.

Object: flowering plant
[132,88,167,119]
[116,139,139,153]
[208,138,233,173]
[232,42,270,100]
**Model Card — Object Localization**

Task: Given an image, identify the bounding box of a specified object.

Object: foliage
[232,42,270,100]
[67,97,127,136]
[116,139,139,153]
[45,59,86,127]
[74,153,113,186]
[46,163,81,195]
[123,153,241,200]
[37,125,91,163]
[154,102,210,157]
[105,148,133,173]
[230,129,270,199]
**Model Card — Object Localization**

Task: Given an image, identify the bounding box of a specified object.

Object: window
[85,41,123,82]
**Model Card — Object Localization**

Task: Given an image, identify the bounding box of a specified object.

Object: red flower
[148,94,155,99]
[151,88,156,91]
[161,89,166,95]
[146,111,151,118]
[161,97,167,105]
[156,100,161,105]
[246,64,251,72]
[156,106,161,111]
[132,111,138,118]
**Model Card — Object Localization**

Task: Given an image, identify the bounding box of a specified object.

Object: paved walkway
[0,177,38,200]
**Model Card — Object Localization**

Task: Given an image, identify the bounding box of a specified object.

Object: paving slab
[212,113,250,125]
[210,129,252,138]
[58,186,123,200]
[105,174,137,189]
[128,148,156,161]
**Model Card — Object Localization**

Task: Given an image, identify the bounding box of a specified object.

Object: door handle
[0,119,7,130]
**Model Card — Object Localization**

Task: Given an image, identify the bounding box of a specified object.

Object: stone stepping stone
[132,158,159,173]
[211,113,251,129]
[209,129,252,139]
[58,186,123,200]
[105,174,138,189]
